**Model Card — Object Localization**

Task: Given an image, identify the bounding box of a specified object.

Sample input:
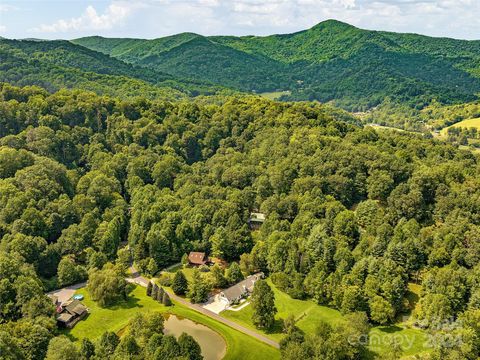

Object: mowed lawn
[64,285,280,360]
[440,117,480,136]
[259,91,291,100]
[222,280,431,358]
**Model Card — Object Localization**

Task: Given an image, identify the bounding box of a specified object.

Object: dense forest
[0,38,224,100]
[0,83,479,359]
[74,20,480,112]
[2,20,480,130]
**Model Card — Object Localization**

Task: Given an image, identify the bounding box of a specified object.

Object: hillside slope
[74,20,480,111]
[0,38,222,99]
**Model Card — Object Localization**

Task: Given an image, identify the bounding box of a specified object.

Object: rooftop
[249,212,266,222]
[188,251,208,265]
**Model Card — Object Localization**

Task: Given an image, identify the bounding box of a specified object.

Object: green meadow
[222,281,431,359]
[64,285,280,360]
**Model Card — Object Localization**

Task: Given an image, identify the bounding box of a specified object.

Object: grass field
[440,117,480,136]
[259,91,291,100]
[64,285,280,360]
[221,280,431,359]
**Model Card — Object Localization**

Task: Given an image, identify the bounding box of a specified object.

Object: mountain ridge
[72,20,480,111]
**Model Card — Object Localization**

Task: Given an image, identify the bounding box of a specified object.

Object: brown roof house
[188,252,209,266]
[56,299,88,328]
[219,273,264,305]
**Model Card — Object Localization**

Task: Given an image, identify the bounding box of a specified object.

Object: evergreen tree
[151,283,159,299]
[80,338,95,360]
[172,271,188,295]
[162,292,172,306]
[147,281,153,297]
[157,286,165,302]
[251,280,277,330]
[188,269,210,303]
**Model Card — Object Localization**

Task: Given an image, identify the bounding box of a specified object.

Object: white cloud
[0,25,6,33]
[18,0,480,39]
[0,4,18,12]
[31,1,141,33]
[336,0,357,9]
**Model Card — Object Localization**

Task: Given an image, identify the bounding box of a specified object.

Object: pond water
[163,314,226,360]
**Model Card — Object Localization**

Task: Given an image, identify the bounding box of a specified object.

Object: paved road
[129,268,280,349]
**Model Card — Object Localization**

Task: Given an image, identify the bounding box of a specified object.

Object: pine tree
[172,271,188,295]
[151,283,159,299]
[162,292,172,306]
[147,281,153,297]
[251,279,277,330]
[157,287,165,302]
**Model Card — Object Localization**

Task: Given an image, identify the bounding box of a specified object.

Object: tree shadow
[102,295,143,310]
[360,347,379,360]
[265,318,284,335]
[62,331,79,342]
[375,325,403,333]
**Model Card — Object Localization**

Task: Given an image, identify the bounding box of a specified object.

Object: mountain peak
[310,19,357,31]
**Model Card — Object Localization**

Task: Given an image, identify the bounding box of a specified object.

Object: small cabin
[188,252,209,266]
[248,212,266,230]
[56,299,88,328]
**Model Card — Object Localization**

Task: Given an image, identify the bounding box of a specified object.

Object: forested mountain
[74,20,480,111]
[1,83,479,359]
[2,20,479,115]
[0,38,223,99]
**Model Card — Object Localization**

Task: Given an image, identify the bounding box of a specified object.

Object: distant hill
[0,38,223,99]
[74,20,480,111]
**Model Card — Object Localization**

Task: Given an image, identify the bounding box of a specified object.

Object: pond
[164,314,226,360]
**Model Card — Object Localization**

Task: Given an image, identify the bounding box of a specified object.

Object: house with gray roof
[219,273,264,305]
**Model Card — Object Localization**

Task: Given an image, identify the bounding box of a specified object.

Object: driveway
[127,266,150,287]
[128,265,279,348]
[50,266,280,350]
[201,294,228,314]
[47,282,86,304]
[168,291,280,349]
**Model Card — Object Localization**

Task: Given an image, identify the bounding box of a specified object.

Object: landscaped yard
[221,280,431,358]
[64,285,280,360]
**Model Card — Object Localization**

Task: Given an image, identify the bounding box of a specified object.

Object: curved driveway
[128,267,280,349]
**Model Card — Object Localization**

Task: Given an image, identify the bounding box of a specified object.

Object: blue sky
[1,0,479,40]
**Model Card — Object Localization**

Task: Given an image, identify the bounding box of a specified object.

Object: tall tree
[251,280,277,330]
[172,271,188,296]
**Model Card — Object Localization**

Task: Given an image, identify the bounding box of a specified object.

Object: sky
[0,0,479,40]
